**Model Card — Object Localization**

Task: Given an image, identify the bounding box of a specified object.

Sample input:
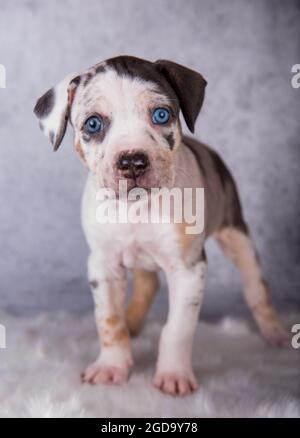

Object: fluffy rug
[0,311,299,418]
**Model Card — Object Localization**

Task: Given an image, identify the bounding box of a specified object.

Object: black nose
[117,152,149,178]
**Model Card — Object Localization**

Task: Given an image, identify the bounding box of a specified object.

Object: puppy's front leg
[153,258,206,396]
[82,252,132,385]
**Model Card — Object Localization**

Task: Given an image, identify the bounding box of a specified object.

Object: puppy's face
[71,64,181,192]
[34,56,206,193]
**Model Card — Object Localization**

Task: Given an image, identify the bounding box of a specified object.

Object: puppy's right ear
[33,74,80,151]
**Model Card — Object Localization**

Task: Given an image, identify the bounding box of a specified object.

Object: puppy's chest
[83,188,183,270]
[95,220,177,271]
[106,223,162,271]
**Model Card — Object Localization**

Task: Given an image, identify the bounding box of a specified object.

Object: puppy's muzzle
[116,152,150,180]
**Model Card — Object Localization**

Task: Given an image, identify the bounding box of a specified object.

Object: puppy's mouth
[115,177,154,195]
[103,169,164,197]
[122,178,150,190]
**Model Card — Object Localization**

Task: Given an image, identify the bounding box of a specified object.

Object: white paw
[81,361,131,385]
[262,324,291,347]
[153,370,199,396]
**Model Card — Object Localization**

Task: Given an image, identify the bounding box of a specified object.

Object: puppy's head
[34,56,206,193]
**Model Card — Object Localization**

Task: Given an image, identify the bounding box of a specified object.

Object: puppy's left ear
[155,60,207,133]
[34,74,80,151]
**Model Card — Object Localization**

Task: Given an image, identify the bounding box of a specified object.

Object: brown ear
[155,60,207,133]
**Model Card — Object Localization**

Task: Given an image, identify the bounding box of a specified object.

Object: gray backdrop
[0,0,299,318]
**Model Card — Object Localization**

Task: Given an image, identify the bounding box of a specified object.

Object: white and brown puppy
[34,56,289,396]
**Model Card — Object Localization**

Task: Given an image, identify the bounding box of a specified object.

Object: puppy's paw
[81,361,130,385]
[153,370,199,396]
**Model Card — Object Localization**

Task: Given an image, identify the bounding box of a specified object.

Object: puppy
[34,56,289,396]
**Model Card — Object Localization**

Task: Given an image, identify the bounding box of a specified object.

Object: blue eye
[84,115,102,134]
[152,107,170,125]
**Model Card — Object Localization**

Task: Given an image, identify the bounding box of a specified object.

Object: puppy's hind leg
[215,227,290,346]
[126,269,159,336]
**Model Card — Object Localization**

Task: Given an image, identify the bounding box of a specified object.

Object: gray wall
[0,0,299,317]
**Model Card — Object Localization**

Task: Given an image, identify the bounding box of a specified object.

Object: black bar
[0,418,299,433]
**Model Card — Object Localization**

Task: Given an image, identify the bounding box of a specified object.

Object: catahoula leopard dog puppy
[34,56,289,396]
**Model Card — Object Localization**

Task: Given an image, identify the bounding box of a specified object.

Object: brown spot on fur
[105,315,119,327]
[176,222,199,260]
[68,80,79,108]
[89,280,98,289]
[103,325,129,347]
[70,76,81,87]
[147,130,156,142]
[75,140,87,165]
[100,312,130,347]
[189,297,201,307]
[112,327,129,343]
[83,71,94,87]
[95,65,106,74]
[164,132,175,149]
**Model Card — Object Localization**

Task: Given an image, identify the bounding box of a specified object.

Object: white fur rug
[0,311,299,418]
